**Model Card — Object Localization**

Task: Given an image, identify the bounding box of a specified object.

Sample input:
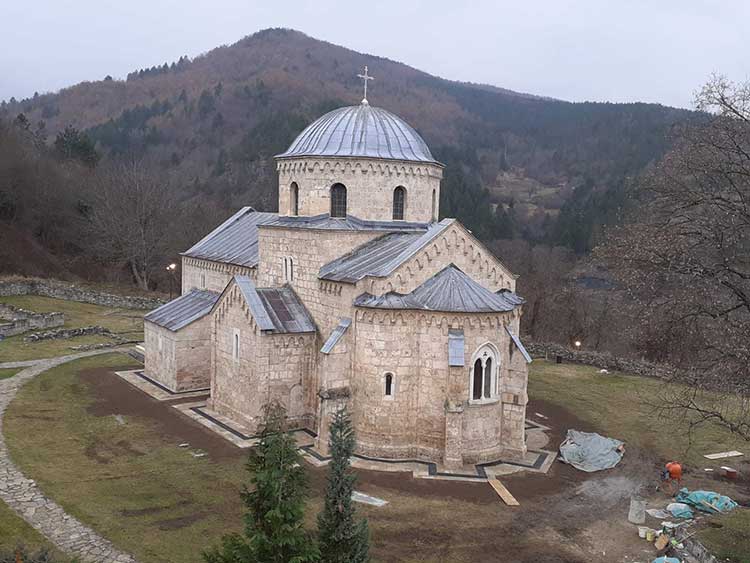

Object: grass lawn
[529,360,750,560]
[0,367,21,379]
[0,499,66,559]
[0,295,145,362]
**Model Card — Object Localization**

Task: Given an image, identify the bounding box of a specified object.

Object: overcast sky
[2,0,748,108]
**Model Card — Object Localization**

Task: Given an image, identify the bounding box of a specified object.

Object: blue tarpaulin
[675,488,738,514]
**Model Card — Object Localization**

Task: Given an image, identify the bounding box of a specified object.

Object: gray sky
[2,0,749,108]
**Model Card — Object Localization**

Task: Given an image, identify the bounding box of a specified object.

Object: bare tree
[85,159,178,290]
[596,75,750,440]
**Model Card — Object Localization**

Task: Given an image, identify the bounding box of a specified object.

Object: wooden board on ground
[704,450,744,460]
[489,478,520,506]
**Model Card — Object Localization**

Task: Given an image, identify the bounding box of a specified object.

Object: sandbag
[558,429,624,472]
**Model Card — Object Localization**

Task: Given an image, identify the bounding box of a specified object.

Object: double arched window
[290,182,299,216]
[392,186,406,220]
[470,344,498,401]
[330,183,347,217]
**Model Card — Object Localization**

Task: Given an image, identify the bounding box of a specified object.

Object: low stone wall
[0,303,64,337]
[0,278,166,310]
[525,340,673,380]
[23,325,124,343]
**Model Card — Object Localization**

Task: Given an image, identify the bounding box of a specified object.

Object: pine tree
[317,408,369,563]
[204,402,318,563]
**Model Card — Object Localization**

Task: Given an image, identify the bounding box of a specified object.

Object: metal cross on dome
[357,65,374,104]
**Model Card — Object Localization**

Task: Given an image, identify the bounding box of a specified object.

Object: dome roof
[276,102,440,165]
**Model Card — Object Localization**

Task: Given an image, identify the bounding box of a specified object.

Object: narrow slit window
[385,372,394,396]
[393,186,406,220]
[233,331,240,360]
[290,182,299,216]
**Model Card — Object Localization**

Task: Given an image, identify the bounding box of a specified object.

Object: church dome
[276,102,440,165]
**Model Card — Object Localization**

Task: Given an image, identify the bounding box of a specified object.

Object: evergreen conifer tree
[204,402,318,563]
[317,408,369,563]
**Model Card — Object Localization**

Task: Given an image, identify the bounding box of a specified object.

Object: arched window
[431,189,437,221]
[290,182,299,216]
[200,272,206,289]
[470,344,498,401]
[392,186,406,220]
[384,372,394,397]
[330,183,347,218]
[282,256,295,283]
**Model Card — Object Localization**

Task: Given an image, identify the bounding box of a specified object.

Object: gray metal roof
[353,264,525,314]
[144,289,219,332]
[257,287,316,334]
[182,208,431,268]
[182,207,278,267]
[505,326,533,364]
[448,329,465,367]
[319,219,453,283]
[231,276,315,334]
[276,103,441,165]
[320,318,352,354]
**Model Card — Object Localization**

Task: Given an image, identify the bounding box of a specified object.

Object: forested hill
[2,28,695,253]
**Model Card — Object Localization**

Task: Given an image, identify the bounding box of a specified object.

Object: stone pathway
[0,349,138,562]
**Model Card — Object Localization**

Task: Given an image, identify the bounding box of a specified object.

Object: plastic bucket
[637,526,649,538]
[628,496,646,524]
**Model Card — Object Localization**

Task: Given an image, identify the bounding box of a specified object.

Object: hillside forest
[0,28,712,361]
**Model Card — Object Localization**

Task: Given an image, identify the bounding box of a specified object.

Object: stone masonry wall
[525,341,673,379]
[365,221,517,296]
[277,158,443,223]
[351,309,527,464]
[0,303,64,337]
[144,318,213,392]
[210,283,316,433]
[181,257,255,294]
[0,278,165,310]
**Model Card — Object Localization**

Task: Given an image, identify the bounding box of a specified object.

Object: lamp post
[574,340,582,350]
[166,263,177,299]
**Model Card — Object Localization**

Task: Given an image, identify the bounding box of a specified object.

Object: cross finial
[357,65,374,104]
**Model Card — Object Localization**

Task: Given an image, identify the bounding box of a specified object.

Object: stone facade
[181,257,255,293]
[209,282,316,432]
[277,158,443,223]
[143,317,213,392]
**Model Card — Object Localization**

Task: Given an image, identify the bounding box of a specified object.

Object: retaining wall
[0,278,166,310]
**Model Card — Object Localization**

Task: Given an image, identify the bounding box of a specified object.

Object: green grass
[0,295,145,362]
[528,360,747,467]
[0,367,21,379]
[699,509,750,563]
[0,498,65,559]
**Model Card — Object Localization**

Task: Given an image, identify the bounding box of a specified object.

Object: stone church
[143,81,531,469]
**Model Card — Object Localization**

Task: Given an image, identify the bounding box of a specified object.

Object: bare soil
[79,368,677,562]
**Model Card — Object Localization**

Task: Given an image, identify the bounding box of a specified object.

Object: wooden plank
[489,478,520,506]
[704,450,744,460]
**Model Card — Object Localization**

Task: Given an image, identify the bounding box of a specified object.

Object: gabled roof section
[353,264,525,314]
[144,289,219,332]
[182,207,278,268]
[320,318,352,354]
[319,219,454,283]
[218,276,315,334]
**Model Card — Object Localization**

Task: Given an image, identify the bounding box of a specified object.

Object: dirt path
[0,349,138,563]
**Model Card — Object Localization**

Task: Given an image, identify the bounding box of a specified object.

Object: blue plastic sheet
[675,488,738,514]
[667,502,693,519]
[652,558,680,563]
[558,430,624,472]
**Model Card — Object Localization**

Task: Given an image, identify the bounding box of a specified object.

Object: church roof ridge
[319,219,454,283]
[353,263,525,314]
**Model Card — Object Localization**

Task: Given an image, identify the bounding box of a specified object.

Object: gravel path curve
[0,349,138,562]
